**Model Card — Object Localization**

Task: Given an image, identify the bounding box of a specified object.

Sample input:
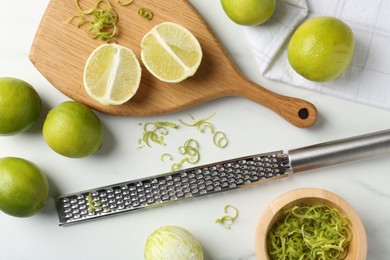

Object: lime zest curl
[215,204,239,229]
[160,153,173,162]
[137,113,229,170]
[138,121,179,148]
[179,113,228,148]
[213,131,228,148]
[215,215,235,229]
[267,204,352,260]
[171,139,200,171]
[66,0,118,42]
[179,113,216,134]
[171,157,189,172]
[138,7,153,20]
[117,0,133,6]
[223,204,238,219]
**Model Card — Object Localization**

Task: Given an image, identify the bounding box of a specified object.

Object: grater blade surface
[55,151,290,225]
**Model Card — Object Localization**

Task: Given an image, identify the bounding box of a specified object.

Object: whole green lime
[0,157,49,217]
[288,16,355,82]
[0,77,41,135]
[42,101,103,158]
[220,0,276,26]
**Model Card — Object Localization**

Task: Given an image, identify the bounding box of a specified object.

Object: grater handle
[288,129,390,173]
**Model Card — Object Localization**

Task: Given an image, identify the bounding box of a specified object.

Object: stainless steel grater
[56,129,390,225]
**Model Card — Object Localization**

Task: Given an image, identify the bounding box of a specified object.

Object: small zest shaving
[117,0,133,6]
[213,131,228,148]
[160,153,173,162]
[138,7,153,20]
[179,113,216,134]
[87,193,103,213]
[138,121,179,148]
[171,139,200,171]
[267,204,352,260]
[179,113,228,148]
[215,204,239,229]
[66,0,118,41]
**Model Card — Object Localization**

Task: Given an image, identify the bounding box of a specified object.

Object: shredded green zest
[215,204,239,229]
[138,121,179,148]
[66,0,118,41]
[137,113,228,170]
[138,7,153,20]
[179,113,228,148]
[267,204,352,260]
[160,153,173,162]
[87,193,103,213]
[213,131,228,148]
[171,139,200,171]
[179,113,216,133]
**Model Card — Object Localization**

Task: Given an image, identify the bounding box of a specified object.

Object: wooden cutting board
[29,0,317,128]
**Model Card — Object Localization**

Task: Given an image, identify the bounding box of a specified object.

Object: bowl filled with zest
[255,188,367,260]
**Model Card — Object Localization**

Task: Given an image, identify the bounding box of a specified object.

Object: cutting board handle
[238,80,318,128]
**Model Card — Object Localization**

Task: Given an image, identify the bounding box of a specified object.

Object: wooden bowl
[255,188,367,260]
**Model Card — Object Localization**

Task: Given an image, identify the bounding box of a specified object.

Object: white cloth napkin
[244,0,390,110]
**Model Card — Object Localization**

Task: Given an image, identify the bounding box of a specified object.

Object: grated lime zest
[267,204,352,260]
[66,0,118,41]
[215,204,239,229]
[138,7,153,20]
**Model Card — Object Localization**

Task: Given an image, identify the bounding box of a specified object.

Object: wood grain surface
[29,0,317,128]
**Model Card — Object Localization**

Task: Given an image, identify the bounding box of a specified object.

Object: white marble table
[0,0,389,259]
